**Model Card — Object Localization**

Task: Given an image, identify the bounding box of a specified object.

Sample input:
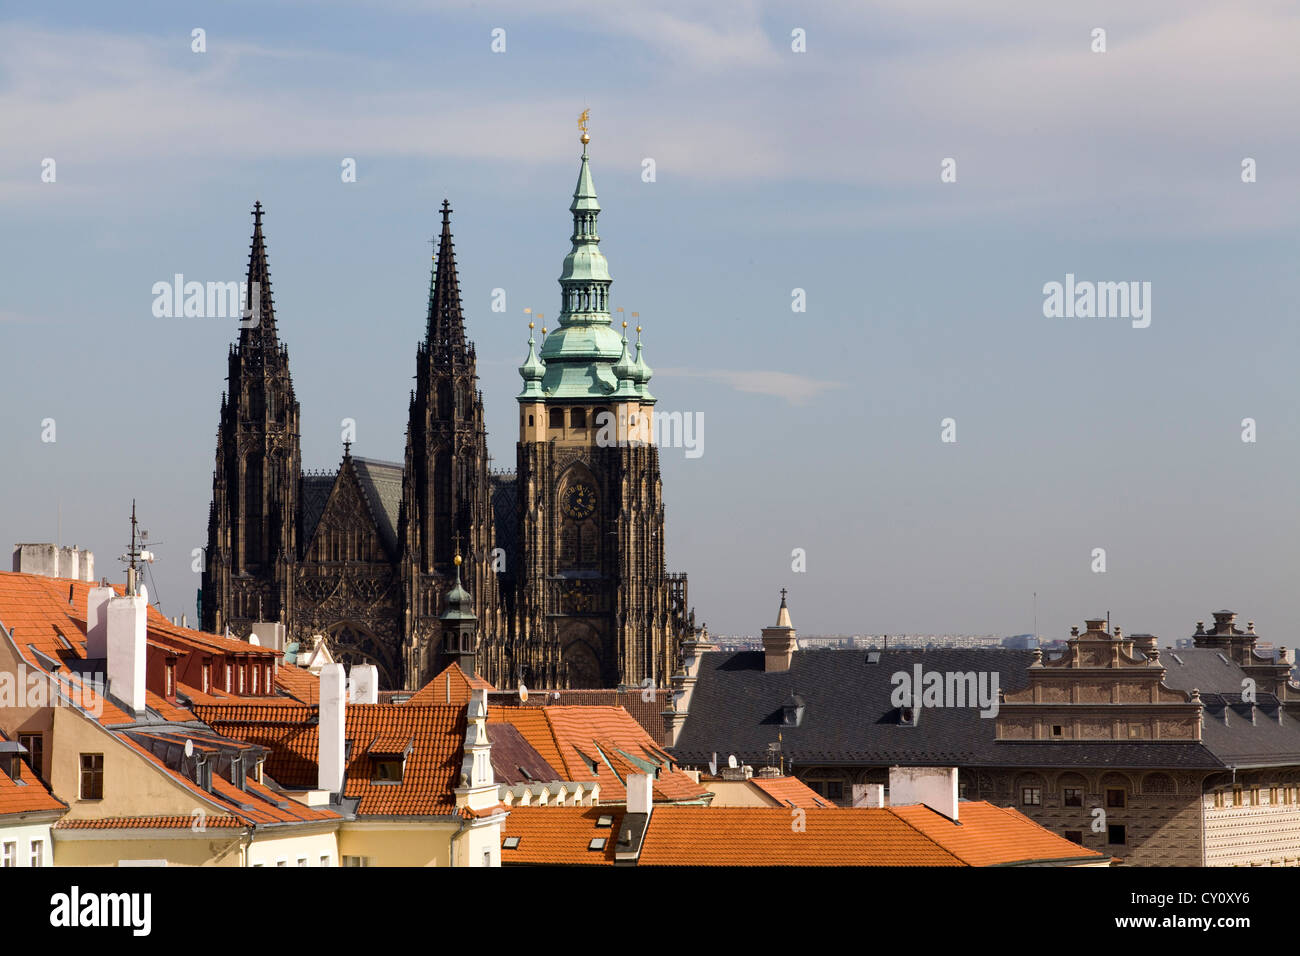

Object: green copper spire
[632,325,655,403]
[522,123,626,402]
[517,322,546,399]
[612,322,638,399]
[440,554,476,622]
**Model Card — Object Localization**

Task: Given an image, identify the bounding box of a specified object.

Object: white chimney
[349,664,378,704]
[853,783,886,808]
[888,766,959,821]
[106,585,148,715]
[319,663,346,795]
[86,584,115,658]
[627,772,654,816]
[250,621,285,652]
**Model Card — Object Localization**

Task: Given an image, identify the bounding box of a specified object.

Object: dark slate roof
[351,457,404,558]
[1160,648,1300,766]
[300,474,336,547]
[672,648,1227,772]
[487,720,563,785]
[491,473,518,579]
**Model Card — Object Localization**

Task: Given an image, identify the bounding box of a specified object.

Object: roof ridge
[886,805,967,866]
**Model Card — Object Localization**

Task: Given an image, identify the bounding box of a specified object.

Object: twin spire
[426,199,467,350]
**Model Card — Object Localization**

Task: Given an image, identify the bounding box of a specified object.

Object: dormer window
[368,735,413,783]
[781,693,805,727]
[165,659,176,698]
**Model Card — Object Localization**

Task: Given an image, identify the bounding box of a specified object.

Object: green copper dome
[440,559,476,621]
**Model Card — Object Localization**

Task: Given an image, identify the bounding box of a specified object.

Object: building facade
[202,133,692,691]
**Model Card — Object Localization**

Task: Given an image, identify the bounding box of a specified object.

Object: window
[320,855,330,867]
[549,408,564,429]
[1052,725,1063,737]
[1022,787,1042,806]
[297,857,307,867]
[1107,824,1127,845]
[80,753,104,800]
[483,849,492,866]
[1,842,14,868]
[18,733,43,782]
[1063,788,1083,808]
[1233,788,1243,807]
[342,856,369,867]
[30,841,43,867]
[571,408,587,428]
[1214,791,1224,809]
[588,838,607,851]
[1106,787,1126,809]
[373,759,404,782]
[527,414,534,427]
[502,836,521,850]
[276,860,287,867]
[165,660,175,697]
[1250,787,1260,806]
[1064,830,1083,844]
[826,781,844,801]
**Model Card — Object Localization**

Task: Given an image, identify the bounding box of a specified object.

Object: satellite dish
[518,682,528,703]
[184,739,194,758]
[727,754,738,769]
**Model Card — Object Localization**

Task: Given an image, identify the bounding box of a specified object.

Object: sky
[2,1,1298,648]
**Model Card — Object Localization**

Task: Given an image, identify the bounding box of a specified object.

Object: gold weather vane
[578,109,590,144]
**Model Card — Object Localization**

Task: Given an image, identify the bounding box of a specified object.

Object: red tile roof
[0,763,66,818]
[489,705,707,804]
[502,805,623,865]
[747,775,833,808]
[195,702,468,816]
[54,815,244,830]
[502,803,1110,867]
[407,663,494,706]
[0,571,339,831]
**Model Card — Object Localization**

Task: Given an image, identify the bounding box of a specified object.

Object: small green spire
[517,322,546,399]
[612,322,638,399]
[632,325,655,403]
[440,553,476,621]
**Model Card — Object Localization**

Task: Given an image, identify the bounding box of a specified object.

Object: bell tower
[511,119,681,689]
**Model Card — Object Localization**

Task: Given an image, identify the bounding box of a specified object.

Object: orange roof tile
[275,664,320,705]
[502,805,623,865]
[747,776,834,808]
[494,705,707,804]
[500,802,1109,867]
[0,763,66,818]
[54,815,244,830]
[195,702,468,816]
[407,663,494,706]
[889,802,1105,866]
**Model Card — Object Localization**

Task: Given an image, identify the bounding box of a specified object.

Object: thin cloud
[657,367,842,405]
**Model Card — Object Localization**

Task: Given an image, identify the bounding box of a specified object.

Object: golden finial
[454,553,462,567]
[636,325,642,334]
[622,320,628,329]
[528,321,535,330]
[578,108,590,145]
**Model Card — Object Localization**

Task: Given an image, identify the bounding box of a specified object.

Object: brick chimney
[106,584,148,715]
[762,589,798,673]
[318,663,346,795]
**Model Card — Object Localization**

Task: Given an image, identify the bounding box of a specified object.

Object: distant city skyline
[3,2,1299,649]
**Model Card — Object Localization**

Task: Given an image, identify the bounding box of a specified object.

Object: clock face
[562,482,597,520]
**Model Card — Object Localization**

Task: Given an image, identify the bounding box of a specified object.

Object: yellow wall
[338,822,455,866]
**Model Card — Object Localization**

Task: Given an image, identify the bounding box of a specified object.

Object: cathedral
[201,129,694,692]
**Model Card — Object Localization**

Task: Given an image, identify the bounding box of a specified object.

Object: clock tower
[509,124,685,689]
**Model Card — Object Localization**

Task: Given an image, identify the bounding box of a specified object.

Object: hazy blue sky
[3,1,1298,648]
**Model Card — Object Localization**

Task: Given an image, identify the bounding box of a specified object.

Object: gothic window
[245,457,263,564]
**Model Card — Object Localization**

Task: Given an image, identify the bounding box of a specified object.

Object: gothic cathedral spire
[202,202,302,638]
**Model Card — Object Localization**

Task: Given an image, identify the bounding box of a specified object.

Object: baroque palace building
[201,128,693,691]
